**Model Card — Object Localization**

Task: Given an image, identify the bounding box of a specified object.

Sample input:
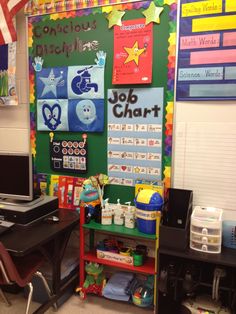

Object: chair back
[0,242,20,285]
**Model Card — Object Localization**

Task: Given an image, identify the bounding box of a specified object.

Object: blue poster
[37,99,69,131]
[36,63,105,132]
[68,99,104,132]
[68,66,104,99]
[107,88,163,186]
[36,67,68,99]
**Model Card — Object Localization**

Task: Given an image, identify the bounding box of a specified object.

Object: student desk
[0,208,79,314]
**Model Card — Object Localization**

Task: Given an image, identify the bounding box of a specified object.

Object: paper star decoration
[142,2,164,25]
[106,9,125,28]
[39,69,63,97]
[124,41,145,66]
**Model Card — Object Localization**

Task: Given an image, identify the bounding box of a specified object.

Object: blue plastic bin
[134,190,163,235]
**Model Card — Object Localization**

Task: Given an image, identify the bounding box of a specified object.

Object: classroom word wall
[177,0,236,101]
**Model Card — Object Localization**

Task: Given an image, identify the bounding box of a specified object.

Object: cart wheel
[102,279,106,288]
[80,290,86,300]
[75,287,82,294]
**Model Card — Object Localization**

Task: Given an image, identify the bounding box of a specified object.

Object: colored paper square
[36,67,68,99]
[68,99,104,132]
[67,65,104,99]
[37,99,69,131]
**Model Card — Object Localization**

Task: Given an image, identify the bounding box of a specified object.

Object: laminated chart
[107,88,163,186]
[176,0,236,101]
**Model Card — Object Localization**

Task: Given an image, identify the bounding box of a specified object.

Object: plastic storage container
[190,206,223,254]
[134,189,163,235]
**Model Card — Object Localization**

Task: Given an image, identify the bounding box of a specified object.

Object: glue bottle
[125,201,135,229]
[114,199,124,225]
[101,198,112,225]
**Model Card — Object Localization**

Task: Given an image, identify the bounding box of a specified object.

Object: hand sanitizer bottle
[125,201,135,229]
[114,199,124,225]
[101,198,112,225]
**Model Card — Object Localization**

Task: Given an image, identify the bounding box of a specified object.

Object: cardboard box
[97,250,133,266]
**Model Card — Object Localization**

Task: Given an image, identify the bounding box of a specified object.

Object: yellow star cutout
[124,41,145,66]
[142,2,164,25]
[106,9,125,28]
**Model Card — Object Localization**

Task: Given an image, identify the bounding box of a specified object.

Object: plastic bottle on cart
[114,199,124,225]
[101,198,112,225]
[125,201,135,229]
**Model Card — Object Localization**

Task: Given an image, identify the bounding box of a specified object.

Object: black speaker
[163,188,193,229]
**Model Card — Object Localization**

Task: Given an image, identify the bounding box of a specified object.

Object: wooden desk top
[0,208,79,256]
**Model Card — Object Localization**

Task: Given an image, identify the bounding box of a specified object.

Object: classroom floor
[0,291,153,314]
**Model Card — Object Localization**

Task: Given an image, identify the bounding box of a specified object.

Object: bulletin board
[176,0,236,101]
[27,0,176,203]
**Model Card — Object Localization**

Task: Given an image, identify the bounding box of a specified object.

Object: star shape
[142,2,164,25]
[124,41,145,66]
[39,69,63,97]
[106,9,125,28]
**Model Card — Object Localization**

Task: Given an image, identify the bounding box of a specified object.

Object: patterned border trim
[25,0,143,16]
[163,0,176,189]
[28,0,176,188]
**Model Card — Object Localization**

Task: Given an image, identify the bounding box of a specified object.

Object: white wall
[172,101,236,220]
[0,10,29,154]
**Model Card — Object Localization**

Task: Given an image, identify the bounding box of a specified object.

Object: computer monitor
[0,152,33,203]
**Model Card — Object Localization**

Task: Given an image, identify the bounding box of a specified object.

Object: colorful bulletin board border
[176,0,236,101]
[25,0,143,16]
[27,0,176,190]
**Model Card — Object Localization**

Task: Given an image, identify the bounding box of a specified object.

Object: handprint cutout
[94,51,107,67]
[32,56,44,72]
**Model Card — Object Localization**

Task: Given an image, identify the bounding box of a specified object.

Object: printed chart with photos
[176,0,236,101]
[107,87,163,186]
[50,138,87,173]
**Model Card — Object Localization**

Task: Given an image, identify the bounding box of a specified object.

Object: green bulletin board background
[28,1,175,203]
